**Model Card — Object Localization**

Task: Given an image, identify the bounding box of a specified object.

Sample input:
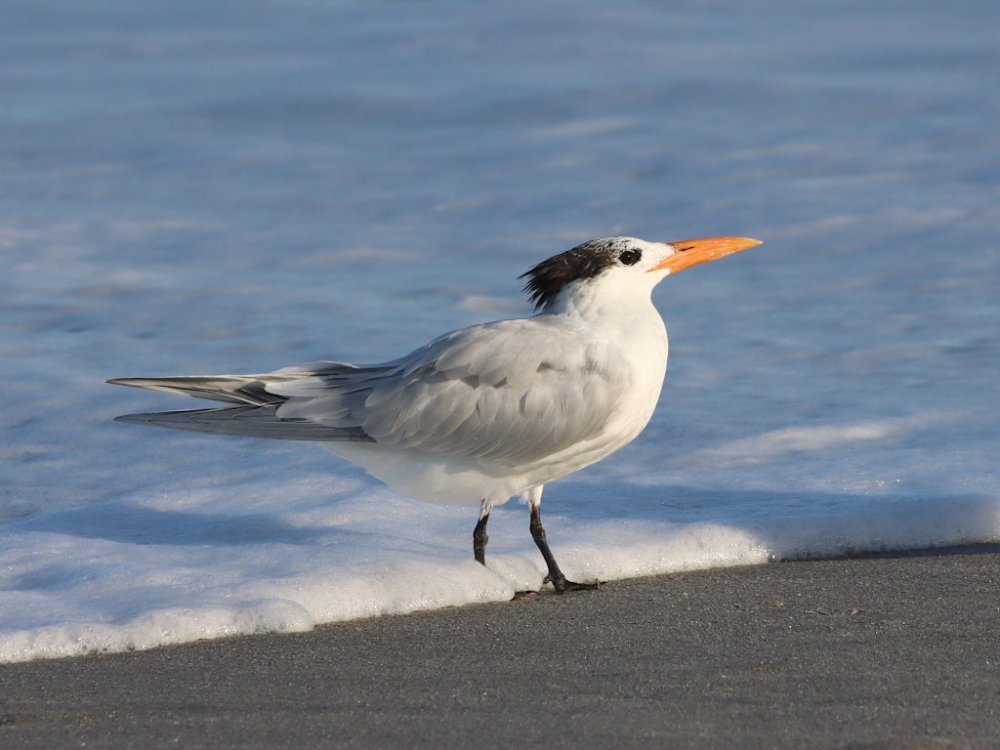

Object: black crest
[519,239,625,311]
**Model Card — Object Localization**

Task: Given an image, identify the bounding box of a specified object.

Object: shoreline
[3,543,999,749]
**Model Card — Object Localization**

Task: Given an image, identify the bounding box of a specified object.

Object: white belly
[323,441,510,505]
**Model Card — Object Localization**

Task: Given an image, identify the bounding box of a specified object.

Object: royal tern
[109,235,760,592]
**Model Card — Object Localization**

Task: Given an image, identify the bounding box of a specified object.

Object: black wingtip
[113,412,149,424]
[107,378,139,387]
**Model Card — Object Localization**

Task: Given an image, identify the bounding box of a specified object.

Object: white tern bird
[109,235,760,593]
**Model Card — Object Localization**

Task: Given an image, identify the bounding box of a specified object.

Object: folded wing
[271,318,631,465]
[110,318,631,465]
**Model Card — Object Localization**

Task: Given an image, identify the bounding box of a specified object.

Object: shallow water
[1,0,998,662]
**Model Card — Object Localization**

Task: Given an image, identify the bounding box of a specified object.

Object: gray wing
[109,318,630,461]
[267,318,632,465]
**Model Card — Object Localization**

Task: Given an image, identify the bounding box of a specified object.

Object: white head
[521,236,761,314]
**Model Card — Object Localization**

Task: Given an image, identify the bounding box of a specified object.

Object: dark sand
[2,545,999,749]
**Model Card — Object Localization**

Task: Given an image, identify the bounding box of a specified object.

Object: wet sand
[2,544,999,749]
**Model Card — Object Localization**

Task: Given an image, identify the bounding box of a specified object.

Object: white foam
[1,471,997,663]
[679,415,954,469]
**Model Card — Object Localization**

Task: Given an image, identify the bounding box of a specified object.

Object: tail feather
[114,405,374,442]
[106,376,292,405]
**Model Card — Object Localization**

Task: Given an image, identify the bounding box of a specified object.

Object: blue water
[1,0,998,661]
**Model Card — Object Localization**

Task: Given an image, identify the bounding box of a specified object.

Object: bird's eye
[619,249,641,266]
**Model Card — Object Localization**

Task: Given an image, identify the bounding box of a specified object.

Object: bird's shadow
[15,482,998,562]
[17,502,346,547]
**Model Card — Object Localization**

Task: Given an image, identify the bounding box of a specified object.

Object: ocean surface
[2,0,998,663]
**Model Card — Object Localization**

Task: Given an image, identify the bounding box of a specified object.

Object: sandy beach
[3,545,998,749]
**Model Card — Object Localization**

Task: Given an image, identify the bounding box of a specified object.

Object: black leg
[473,512,490,565]
[529,504,597,594]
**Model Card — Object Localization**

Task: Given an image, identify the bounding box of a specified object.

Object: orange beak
[649,236,762,274]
